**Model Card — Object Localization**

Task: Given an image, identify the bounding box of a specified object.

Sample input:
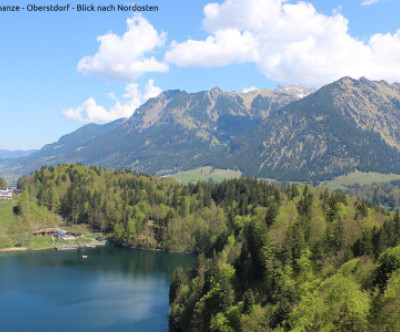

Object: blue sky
[1,0,400,150]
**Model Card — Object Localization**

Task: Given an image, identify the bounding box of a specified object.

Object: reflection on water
[0,247,195,331]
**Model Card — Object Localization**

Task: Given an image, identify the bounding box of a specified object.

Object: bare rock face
[10,85,306,176]
[223,77,400,182]
[209,87,223,101]
[332,77,400,150]
[274,84,316,99]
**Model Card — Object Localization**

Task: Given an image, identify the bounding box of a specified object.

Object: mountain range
[219,77,400,182]
[0,149,37,159]
[3,77,400,183]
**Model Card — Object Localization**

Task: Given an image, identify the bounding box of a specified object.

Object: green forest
[0,176,7,188]
[9,164,400,331]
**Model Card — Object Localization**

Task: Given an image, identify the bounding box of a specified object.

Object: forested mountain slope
[7,118,126,175]
[5,77,400,184]
[221,77,400,182]
[5,85,312,177]
[0,149,36,159]
[11,163,400,331]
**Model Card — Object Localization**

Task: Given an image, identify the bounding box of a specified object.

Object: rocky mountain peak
[274,84,316,99]
[8,76,400,183]
[393,82,400,92]
[209,87,223,101]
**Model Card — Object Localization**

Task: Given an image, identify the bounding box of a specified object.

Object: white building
[0,188,13,199]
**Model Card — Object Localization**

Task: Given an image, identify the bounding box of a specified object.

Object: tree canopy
[12,164,400,331]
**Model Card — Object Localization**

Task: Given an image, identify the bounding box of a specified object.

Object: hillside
[221,77,400,182]
[4,77,400,184]
[7,118,126,176]
[7,163,400,331]
[0,149,37,159]
[4,85,312,178]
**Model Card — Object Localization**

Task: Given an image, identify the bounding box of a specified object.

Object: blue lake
[0,247,195,331]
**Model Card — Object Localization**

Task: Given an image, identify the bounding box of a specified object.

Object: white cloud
[202,0,282,32]
[166,0,400,86]
[242,86,258,93]
[165,29,259,67]
[78,14,169,81]
[62,79,162,123]
[361,0,380,5]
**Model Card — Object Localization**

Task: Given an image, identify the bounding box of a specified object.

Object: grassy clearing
[0,199,19,235]
[319,170,400,190]
[0,199,104,250]
[0,200,22,248]
[169,166,242,184]
[27,235,55,249]
[64,224,92,235]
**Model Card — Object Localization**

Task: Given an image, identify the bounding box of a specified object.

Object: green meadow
[168,166,242,184]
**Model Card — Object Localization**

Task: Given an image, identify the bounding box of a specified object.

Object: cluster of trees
[169,186,400,331]
[14,164,400,330]
[18,164,277,252]
[0,176,7,188]
[342,180,400,211]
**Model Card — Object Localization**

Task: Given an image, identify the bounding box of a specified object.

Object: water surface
[0,247,194,331]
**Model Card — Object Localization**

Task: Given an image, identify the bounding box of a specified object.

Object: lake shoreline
[0,244,195,258]
[0,243,195,256]
[0,246,53,253]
